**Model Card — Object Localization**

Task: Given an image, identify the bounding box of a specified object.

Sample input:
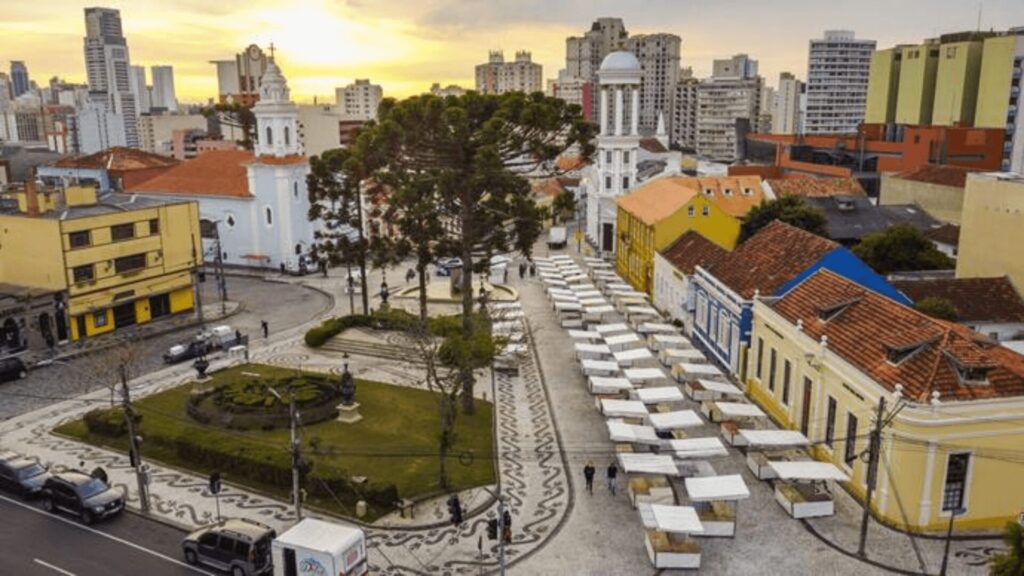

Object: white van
[272,518,367,576]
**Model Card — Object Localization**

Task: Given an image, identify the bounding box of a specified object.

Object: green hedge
[83,407,141,436]
[304,308,491,348]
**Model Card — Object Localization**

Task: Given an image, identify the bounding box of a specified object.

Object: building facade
[975,32,1024,173]
[335,79,382,122]
[566,18,629,122]
[211,44,268,106]
[150,65,177,112]
[548,69,593,121]
[475,51,543,95]
[671,73,699,150]
[956,172,1024,289]
[10,61,30,98]
[626,33,681,137]
[130,65,151,114]
[772,72,804,135]
[652,230,728,334]
[804,30,875,134]
[82,7,139,149]
[697,54,764,162]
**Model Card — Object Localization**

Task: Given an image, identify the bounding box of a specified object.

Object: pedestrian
[583,461,595,495]
[503,267,509,284]
[502,509,512,544]
[261,320,269,339]
[90,466,108,484]
[406,268,415,284]
[321,261,328,278]
[529,263,536,278]
[606,461,618,496]
[280,262,286,275]
[235,329,242,344]
[518,262,526,279]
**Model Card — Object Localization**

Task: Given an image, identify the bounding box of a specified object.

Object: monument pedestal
[336,402,363,424]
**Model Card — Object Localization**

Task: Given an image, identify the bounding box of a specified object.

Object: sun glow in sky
[1,0,1021,104]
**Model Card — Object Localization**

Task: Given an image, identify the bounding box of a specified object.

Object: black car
[40,471,124,524]
[182,518,276,576]
[163,340,211,364]
[0,356,27,383]
[0,451,50,498]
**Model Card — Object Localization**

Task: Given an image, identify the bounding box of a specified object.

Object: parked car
[40,471,123,524]
[182,518,276,576]
[0,451,50,498]
[435,257,462,277]
[163,340,211,364]
[0,356,27,383]
[282,255,316,276]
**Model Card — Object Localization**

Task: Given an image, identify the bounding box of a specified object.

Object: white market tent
[550,293,580,303]
[638,322,677,335]
[607,420,662,446]
[650,335,692,351]
[568,283,598,293]
[698,380,743,397]
[769,461,848,519]
[634,386,685,404]
[579,297,608,307]
[542,277,569,287]
[769,461,849,482]
[716,402,767,420]
[662,349,707,364]
[647,410,703,430]
[583,306,616,321]
[605,333,643,351]
[555,301,583,313]
[581,359,620,376]
[600,399,650,418]
[568,329,601,341]
[685,474,750,502]
[642,504,705,535]
[588,376,633,394]
[565,274,590,284]
[624,367,670,386]
[673,362,724,382]
[614,347,655,366]
[547,288,574,297]
[663,437,729,459]
[626,305,660,317]
[739,430,810,448]
[618,453,679,476]
[638,504,705,569]
[606,283,634,292]
[594,323,631,335]
[575,342,613,360]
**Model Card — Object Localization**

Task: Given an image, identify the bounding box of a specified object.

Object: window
[946,46,958,59]
[742,187,753,196]
[717,309,730,349]
[942,453,970,512]
[605,176,612,190]
[93,310,108,328]
[782,359,792,405]
[606,150,613,163]
[73,265,94,283]
[110,223,135,241]
[114,253,146,273]
[225,214,236,228]
[235,540,251,557]
[284,126,290,146]
[623,151,629,163]
[697,293,708,331]
[701,205,709,216]
[148,219,159,235]
[293,182,299,198]
[266,126,273,145]
[844,413,859,465]
[688,206,695,217]
[723,188,733,197]
[825,396,837,448]
[69,230,91,248]
[756,337,764,379]
[768,349,777,391]
[217,535,236,553]
[622,176,629,189]
[704,188,713,196]
[265,206,273,226]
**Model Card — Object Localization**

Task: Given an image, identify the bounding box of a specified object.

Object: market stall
[600,399,650,419]
[662,437,729,459]
[633,386,685,405]
[613,347,657,367]
[588,376,634,395]
[575,342,613,361]
[769,461,849,519]
[650,335,692,352]
[637,504,705,569]
[672,362,725,383]
[684,378,743,402]
[580,358,620,377]
[684,474,750,537]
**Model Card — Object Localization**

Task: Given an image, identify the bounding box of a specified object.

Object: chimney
[25,180,40,217]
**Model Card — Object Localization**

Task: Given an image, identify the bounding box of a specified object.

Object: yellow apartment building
[747,269,1024,532]
[0,184,202,341]
[932,39,984,126]
[895,41,940,125]
[865,48,902,124]
[956,172,1024,289]
[615,176,764,294]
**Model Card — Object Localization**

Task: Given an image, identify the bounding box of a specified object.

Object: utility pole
[857,397,886,558]
[191,235,205,329]
[346,261,355,315]
[215,224,227,316]
[271,386,302,519]
[120,363,150,513]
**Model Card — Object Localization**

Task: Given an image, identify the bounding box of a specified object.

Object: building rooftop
[767,176,866,198]
[53,146,179,171]
[772,269,1024,402]
[600,51,641,72]
[803,196,940,242]
[924,223,960,246]
[639,138,668,154]
[707,220,837,299]
[659,230,729,275]
[127,150,254,198]
[894,164,973,189]
[891,276,1024,323]
[616,178,698,226]
[692,176,765,218]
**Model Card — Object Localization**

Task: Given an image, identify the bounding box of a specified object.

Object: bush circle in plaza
[188,372,343,430]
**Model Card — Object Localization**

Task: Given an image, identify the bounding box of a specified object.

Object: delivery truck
[272,518,367,576]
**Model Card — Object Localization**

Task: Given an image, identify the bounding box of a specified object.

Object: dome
[600,51,641,72]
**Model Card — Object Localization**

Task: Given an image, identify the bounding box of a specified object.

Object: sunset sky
[1,0,1021,104]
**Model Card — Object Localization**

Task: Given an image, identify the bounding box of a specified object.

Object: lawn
[55,363,495,521]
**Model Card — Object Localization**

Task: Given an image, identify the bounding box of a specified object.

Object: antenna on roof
[976,1,983,32]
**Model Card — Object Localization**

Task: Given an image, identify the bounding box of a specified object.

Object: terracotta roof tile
[891,277,1024,323]
[767,176,866,198]
[618,176,765,225]
[556,154,586,172]
[531,178,565,199]
[707,220,837,298]
[53,146,179,171]
[895,164,973,189]
[924,223,960,246]
[659,230,729,274]
[126,150,254,198]
[694,176,766,218]
[771,269,1024,402]
[250,155,307,165]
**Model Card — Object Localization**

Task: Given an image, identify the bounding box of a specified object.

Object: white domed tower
[253,57,301,157]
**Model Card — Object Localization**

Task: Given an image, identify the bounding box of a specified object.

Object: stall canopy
[676,363,724,377]
[618,453,679,476]
[584,306,615,316]
[715,402,767,419]
[685,474,750,502]
[605,333,642,346]
[568,330,601,341]
[641,504,705,535]
[626,305,660,316]
[601,399,649,418]
[581,359,620,373]
[624,368,667,382]
[663,437,729,459]
[594,323,630,335]
[738,430,810,448]
[575,343,612,355]
[698,380,743,396]
[647,410,703,430]
[768,461,849,482]
[607,421,662,446]
[614,348,655,363]
[638,322,677,335]
[635,386,685,404]
[589,376,633,394]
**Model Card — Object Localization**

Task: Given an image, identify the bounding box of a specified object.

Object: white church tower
[585,51,641,254]
[253,54,301,158]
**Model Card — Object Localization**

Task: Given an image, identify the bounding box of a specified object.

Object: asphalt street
[0,495,214,576]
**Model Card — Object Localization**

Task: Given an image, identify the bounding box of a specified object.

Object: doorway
[149,294,171,319]
[801,377,813,437]
[113,302,137,329]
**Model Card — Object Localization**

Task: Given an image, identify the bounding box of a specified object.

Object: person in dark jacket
[583,461,595,495]
[606,461,619,496]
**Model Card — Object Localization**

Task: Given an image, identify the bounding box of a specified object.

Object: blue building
[690,221,909,377]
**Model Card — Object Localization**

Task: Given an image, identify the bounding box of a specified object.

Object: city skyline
[0,0,1021,103]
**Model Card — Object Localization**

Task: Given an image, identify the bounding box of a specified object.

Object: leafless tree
[75,334,144,407]
[405,323,461,490]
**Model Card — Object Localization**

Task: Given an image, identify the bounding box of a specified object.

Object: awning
[646,410,703,430]
[593,323,630,335]
[663,437,729,459]
[716,402,767,419]
[600,399,649,418]
[607,420,662,446]
[588,376,633,394]
[624,368,667,382]
[738,430,810,448]
[685,474,750,502]
[769,461,849,482]
[635,386,685,404]
[618,453,679,476]
[638,322,677,335]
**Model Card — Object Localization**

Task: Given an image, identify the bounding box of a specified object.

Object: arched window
[265,126,273,145]
[295,243,302,255]
[284,126,290,146]
[265,206,273,226]
[224,214,236,228]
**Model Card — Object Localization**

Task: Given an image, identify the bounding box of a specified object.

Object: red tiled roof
[531,178,565,199]
[891,277,1024,323]
[556,155,586,172]
[659,230,729,274]
[895,164,973,188]
[249,155,307,166]
[767,176,866,198]
[924,223,960,246]
[53,147,179,171]
[707,220,837,298]
[126,150,254,198]
[771,269,1024,402]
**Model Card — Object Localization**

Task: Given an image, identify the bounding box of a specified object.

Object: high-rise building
[895,41,941,125]
[335,79,382,121]
[210,44,268,105]
[697,54,764,162]
[130,65,151,114]
[772,72,804,134]
[974,31,1024,173]
[150,65,177,112]
[566,18,628,116]
[626,33,681,136]
[671,71,699,151]
[548,69,593,120]
[474,51,543,95]
[805,30,875,134]
[82,7,139,147]
[10,62,29,98]
[429,83,467,98]
[0,73,12,111]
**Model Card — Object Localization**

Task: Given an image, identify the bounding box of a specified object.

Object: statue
[339,363,356,406]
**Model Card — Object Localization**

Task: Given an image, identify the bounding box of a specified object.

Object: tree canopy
[201,102,256,150]
[852,223,955,275]
[914,297,959,321]
[739,196,828,242]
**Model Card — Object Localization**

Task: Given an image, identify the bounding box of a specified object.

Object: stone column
[615,87,624,136]
[631,88,640,135]
[599,88,609,136]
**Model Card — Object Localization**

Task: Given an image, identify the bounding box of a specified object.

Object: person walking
[606,461,619,496]
[529,263,536,278]
[518,262,526,279]
[583,461,595,495]
[261,320,269,339]
[502,509,512,544]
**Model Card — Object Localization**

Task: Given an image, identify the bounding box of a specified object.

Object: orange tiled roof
[249,155,307,166]
[768,176,866,198]
[556,154,586,172]
[127,150,254,198]
[616,178,699,225]
[53,146,179,171]
[771,269,1024,402]
[708,220,837,299]
[659,230,729,274]
[895,164,973,189]
[891,276,1024,323]
[531,178,565,199]
[693,176,766,218]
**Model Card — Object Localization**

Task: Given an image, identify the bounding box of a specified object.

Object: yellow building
[865,48,903,124]
[894,42,940,125]
[974,34,1024,129]
[748,268,1024,532]
[615,176,764,294]
[956,172,1024,289]
[932,39,984,126]
[0,184,202,341]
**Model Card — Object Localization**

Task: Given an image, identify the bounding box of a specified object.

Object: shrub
[83,407,141,437]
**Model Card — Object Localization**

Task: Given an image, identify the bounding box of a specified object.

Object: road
[0,495,213,576]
